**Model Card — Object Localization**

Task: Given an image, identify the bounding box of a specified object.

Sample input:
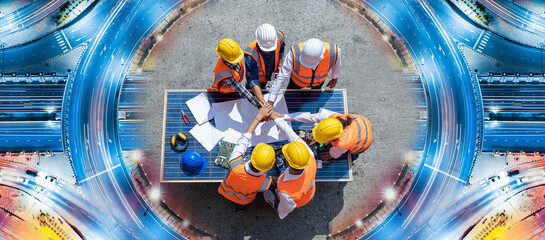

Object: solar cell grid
[160,89,352,182]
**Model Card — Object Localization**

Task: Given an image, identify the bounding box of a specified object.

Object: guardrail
[0,73,66,84]
[478,73,545,84]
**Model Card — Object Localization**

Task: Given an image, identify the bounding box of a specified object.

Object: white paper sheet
[212,93,291,146]
[186,93,215,125]
[189,121,224,151]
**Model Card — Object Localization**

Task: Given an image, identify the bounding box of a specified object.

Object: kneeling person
[218,104,275,212]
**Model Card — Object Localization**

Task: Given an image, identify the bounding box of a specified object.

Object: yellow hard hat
[250,143,275,172]
[216,38,244,64]
[282,141,311,170]
[312,118,343,143]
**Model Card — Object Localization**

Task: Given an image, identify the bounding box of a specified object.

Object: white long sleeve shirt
[229,132,253,162]
[283,112,348,159]
[263,117,315,219]
[267,47,342,103]
[228,132,263,177]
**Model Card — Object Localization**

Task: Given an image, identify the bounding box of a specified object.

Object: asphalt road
[0,0,68,37]
[359,0,478,238]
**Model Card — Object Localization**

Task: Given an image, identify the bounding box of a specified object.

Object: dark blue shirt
[245,42,285,89]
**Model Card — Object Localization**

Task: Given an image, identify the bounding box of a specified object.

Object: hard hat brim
[257,40,277,52]
[312,125,327,143]
[300,57,319,69]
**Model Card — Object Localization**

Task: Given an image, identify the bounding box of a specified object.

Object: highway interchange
[0,0,544,239]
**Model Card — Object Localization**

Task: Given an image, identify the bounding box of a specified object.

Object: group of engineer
[210,24,373,219]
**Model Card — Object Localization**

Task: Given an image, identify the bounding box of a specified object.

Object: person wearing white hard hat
[244,23,286,106]
[267,38,341,105]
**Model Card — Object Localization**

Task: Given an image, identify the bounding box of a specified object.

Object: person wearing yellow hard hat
[218,104,276,213]
[282,110,372,160]
[244,23,286,106]
[209,38,262,109]
[263,111,317,219]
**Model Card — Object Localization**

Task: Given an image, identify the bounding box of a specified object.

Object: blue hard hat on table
[180,150,207,174]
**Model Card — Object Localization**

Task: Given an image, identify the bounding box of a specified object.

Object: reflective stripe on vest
[210,57,244,93]
[244,31,284,83]
[350,114,368,153]
[218,157,271,204]
[329,114,372,154]
[220,175,270,197]
[277,157,317,208]
[228,156,245,174]
[291,42,337,88]
[258,176,271,192]
[215,70,232,83]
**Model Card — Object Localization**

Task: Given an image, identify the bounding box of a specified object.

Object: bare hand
[259,100,269,108]
[321,152,334,161]
[326,78,338,88]
[257,104,273,122]
[270,111,284,120]
[271,176,278,186]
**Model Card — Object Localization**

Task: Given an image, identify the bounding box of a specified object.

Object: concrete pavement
[139,0,418,238]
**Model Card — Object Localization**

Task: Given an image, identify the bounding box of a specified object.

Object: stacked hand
[256,103,273,122]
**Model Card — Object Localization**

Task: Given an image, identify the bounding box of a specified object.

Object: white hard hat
[255,23,278,52]
[300,38,325,69]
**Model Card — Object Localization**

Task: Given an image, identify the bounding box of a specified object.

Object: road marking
[59,30,72,49]
[79,164,121,183]
[473,30,485,49]
[424,163,466,183]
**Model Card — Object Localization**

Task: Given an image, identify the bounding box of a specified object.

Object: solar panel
[160,89,352,182]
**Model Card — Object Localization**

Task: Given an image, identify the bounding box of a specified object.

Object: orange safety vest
[208,57,245,93]
[218,156,272,205]
[277,156,317,208]
[244,30,285,83]
[290,42,337,88]
[329,113,373,154]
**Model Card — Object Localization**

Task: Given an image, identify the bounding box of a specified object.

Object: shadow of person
[206,91,242,104]
[160,177,347,239]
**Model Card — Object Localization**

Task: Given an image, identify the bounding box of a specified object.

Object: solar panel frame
[160,89,352,182]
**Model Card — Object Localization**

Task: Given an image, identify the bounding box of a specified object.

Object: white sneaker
[263,190,275,208]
